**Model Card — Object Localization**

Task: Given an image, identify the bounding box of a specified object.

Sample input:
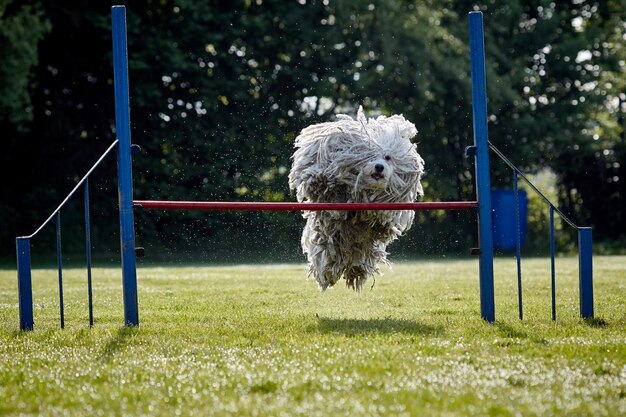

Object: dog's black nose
[374,164,385,173]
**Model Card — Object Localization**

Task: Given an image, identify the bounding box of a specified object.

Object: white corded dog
[289,107,425,291]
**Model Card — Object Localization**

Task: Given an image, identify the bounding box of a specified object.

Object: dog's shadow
[308,316,444,337]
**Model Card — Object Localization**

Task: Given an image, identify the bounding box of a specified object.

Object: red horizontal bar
[133,200,479,211]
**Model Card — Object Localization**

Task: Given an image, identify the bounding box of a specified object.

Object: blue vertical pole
[578,227,594,319]
[56,212,65,329]
[469,11,495,323]
[84,179,94,327]
[514,171,523,320]
[112,5,139,327]
[16,237,34,331]
[549,206,556,321]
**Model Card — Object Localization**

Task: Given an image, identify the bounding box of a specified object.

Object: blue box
[491,189,528,250]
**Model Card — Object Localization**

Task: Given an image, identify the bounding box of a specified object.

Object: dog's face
[337,118,424,200]
[357,153,396,190]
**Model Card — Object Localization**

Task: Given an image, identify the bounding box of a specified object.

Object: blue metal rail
[16,140,119,330]
[489,141,594,320]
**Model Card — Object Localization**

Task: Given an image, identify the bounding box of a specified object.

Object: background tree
[1,0,624,261]
[0,0,51,255]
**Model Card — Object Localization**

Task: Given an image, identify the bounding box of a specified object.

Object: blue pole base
[16,237,34,331]
[578,227,594,319]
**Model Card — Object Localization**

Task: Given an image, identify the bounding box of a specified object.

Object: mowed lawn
[1,256,625,416]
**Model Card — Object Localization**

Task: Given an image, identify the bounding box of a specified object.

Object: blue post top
[469,12,489,149]
[112,6,131,151]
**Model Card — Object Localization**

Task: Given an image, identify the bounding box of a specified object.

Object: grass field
[1,256,625,416]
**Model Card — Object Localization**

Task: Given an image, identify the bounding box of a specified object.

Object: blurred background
[1,0,624,265]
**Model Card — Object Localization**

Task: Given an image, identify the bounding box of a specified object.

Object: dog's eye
[384,155,391,161]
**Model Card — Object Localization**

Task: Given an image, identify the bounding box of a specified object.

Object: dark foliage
[1,0,624,260]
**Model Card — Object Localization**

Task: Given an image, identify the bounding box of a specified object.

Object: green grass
[1,256,625,416]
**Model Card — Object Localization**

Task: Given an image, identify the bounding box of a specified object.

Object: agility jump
[15,6,594,330]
